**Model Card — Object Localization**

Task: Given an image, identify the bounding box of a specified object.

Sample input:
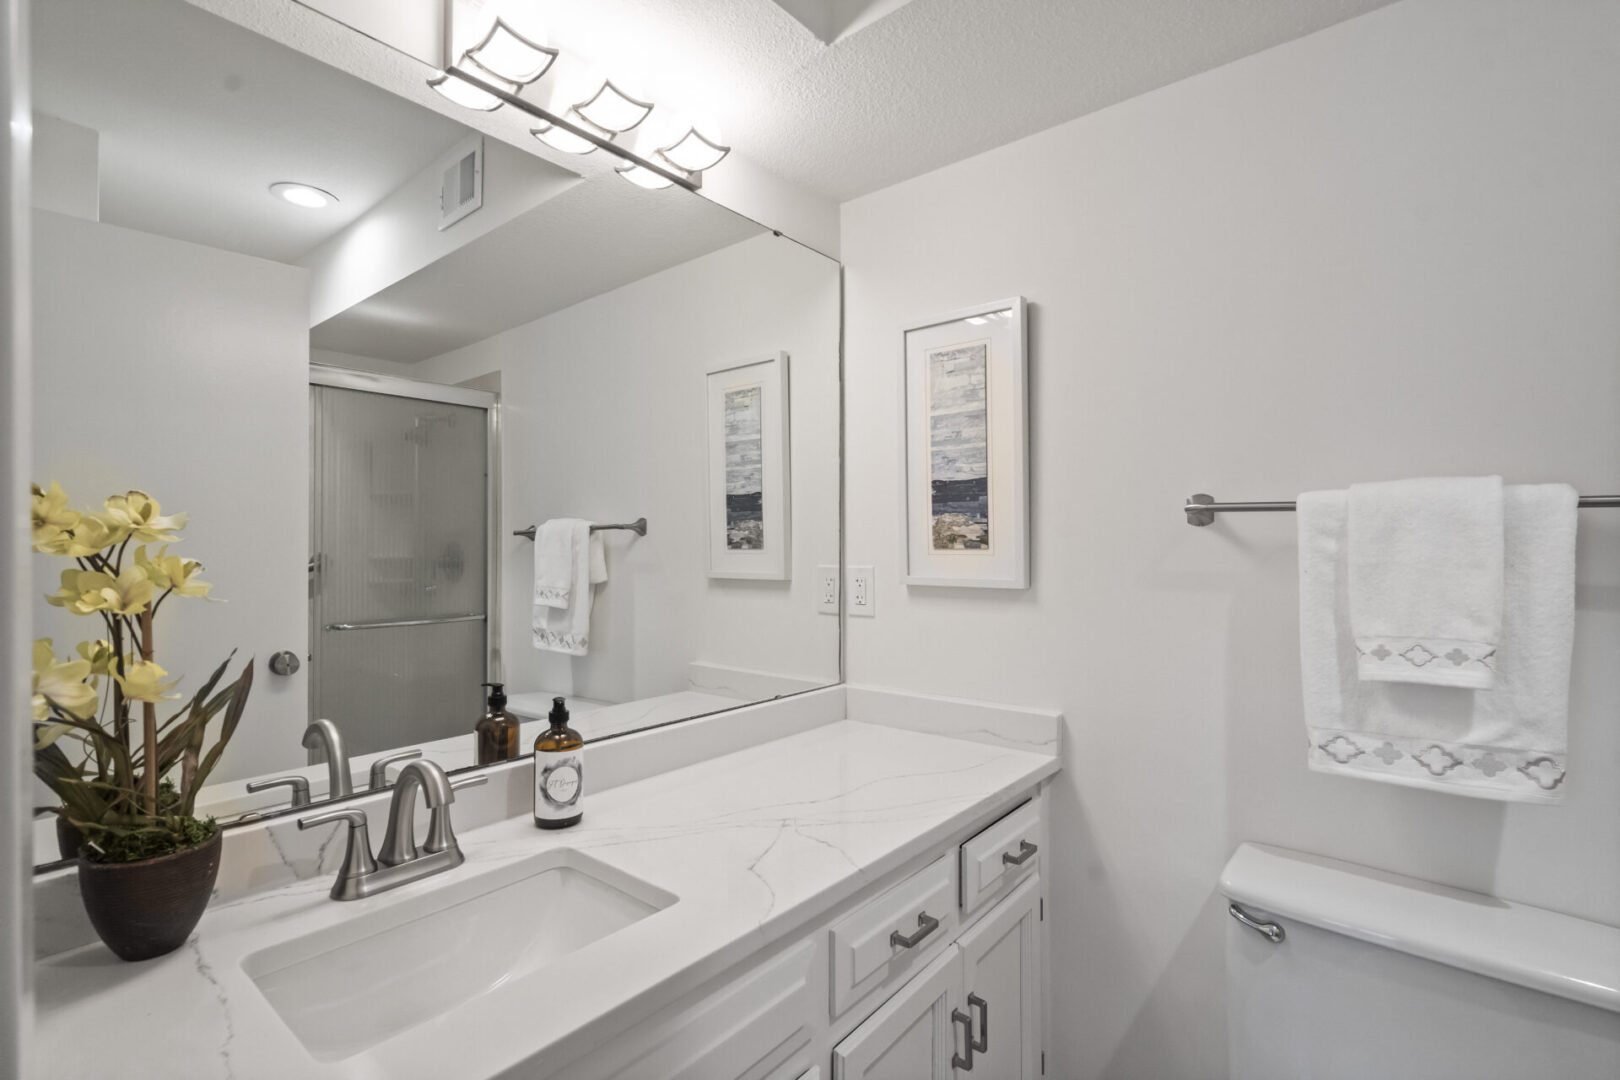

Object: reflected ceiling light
[615,162,676,190]
[463,18,557,85]
[531,110,609,155]
[428,70,512,111]
[574,80,654,133]
[656,127,731,173]
[269,181,337,208]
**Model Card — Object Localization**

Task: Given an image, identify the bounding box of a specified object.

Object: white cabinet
[834,876,1044,1080]
[832,946,964,1080]
[957,875,1043,1079]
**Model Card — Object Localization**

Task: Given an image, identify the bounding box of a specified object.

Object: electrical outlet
[849,565,875,617]
[816,565,840,614]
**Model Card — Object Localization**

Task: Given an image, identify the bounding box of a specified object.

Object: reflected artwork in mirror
[28,0,841,872]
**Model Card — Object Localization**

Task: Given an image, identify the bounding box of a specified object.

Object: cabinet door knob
[951,1007,976,1071]
[1002,839,1038,866]
[889,910,940,949]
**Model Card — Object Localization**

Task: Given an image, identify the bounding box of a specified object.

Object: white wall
[839,2,1620,1077]
[415,232,841,703]
[32,211,311,785]
[310,346,417,379]
[29,113,94,221]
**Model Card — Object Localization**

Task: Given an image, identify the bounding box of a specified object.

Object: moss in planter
[79,781,219,864]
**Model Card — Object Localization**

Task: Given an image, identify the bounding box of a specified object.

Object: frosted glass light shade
[464,18,557,85]
[615,162,675,190]
[428,71,510,111]
[575,80,654,133]
[657,127,730,173]
[531,110,608,155]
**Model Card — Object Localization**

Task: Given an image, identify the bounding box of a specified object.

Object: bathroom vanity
[32,697,1061,1079]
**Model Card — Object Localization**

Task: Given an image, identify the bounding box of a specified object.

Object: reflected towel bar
[514,517,648,540]
[1185,492,1620,526]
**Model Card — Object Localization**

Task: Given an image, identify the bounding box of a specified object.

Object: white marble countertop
[33,719,1058,1079]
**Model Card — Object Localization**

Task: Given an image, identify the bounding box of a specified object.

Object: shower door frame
[307,365,503,743]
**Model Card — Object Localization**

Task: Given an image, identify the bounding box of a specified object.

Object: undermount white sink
[242,848,675,1062]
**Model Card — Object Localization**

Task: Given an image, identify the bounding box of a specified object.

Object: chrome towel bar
[514,517,647,540]
[1186,492,1620,526]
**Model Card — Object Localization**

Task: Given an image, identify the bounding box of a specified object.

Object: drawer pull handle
[968,992,989,1052]
[1002,839,1038,866]
[889,910,940,949]
[951,1007,976,1071]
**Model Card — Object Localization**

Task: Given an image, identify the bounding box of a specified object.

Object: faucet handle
[297,807,379,901]
[368,749,424,791]
[450,773,489,794]
[245,775,312,808]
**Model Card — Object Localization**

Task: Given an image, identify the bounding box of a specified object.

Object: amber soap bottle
[533,696,583,829]
[474,682,520,765]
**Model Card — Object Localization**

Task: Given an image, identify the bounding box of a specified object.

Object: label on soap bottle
[534,749,584,827]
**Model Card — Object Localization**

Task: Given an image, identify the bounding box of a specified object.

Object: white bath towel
[1348,476,1504,689]
[1299,485,1576,803]
[532,520,609,656]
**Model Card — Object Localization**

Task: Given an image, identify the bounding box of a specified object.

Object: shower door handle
[324,614,486,632]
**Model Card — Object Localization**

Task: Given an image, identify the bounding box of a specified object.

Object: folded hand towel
[1299,485,1577,802]
[533,520,601,656]
[1348,476,1504,689]
[533,519,578,609]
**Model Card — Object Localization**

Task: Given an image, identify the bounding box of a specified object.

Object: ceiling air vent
[439,135,484,230]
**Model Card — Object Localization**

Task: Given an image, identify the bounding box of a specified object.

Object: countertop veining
[33,719,1058,1079]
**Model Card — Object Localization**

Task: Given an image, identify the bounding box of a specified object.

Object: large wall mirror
[30,0,841,870]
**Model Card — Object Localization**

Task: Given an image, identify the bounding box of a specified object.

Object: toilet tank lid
[1220,843,1620,1015]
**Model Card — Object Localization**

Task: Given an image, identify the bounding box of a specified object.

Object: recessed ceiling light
[269,182,337,209]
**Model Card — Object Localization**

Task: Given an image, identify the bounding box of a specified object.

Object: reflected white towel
[532,520,608,656]
[1348,476,1503,689]
[1299,485,1576,803]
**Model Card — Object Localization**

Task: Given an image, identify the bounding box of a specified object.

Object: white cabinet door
[833,945,965,1080]
[956,874,1042,1080]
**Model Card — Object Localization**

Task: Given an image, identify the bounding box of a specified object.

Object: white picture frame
[707,352,791,580]
[901,298,1028,589]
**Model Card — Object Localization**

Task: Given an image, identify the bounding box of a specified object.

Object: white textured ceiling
[521,0,1398,201]
[32,0,480,263]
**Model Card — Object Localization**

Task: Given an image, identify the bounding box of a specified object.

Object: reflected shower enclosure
[309,370,496,757]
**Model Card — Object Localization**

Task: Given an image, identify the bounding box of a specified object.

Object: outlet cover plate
[816,565,840,615]
[849,565,875,617]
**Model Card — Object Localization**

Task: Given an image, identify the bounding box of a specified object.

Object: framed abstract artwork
[707,352,791,580]
[901,298,1028,588]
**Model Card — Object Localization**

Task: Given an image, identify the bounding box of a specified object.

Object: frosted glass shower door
[310,383,490,757]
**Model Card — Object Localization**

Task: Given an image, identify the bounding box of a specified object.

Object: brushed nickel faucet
[297,761,487,901]
[301,718,353,799]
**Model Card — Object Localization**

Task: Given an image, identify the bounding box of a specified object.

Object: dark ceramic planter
[77,828,222,962]
[54,816,83,861]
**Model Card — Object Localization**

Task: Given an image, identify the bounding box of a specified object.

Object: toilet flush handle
[1228,902,1286,944]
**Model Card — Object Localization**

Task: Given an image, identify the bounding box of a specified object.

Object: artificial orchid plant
[30,483,253,863]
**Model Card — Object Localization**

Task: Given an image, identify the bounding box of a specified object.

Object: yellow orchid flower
[62,512,126,557]
[46,569,112,612]
[103,490,186,543]
[31,638,98,721]
[30,482,80,554]
[75,639,114,676]
[113,658,180,704]
[95,565,154,615]
[135,545,213,599]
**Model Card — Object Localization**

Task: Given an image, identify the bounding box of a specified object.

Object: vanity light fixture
[574,80,654,133]
[269,181,338,208]
[656,127,731,173]
[531,110,610,155]
[428,70,512,111]
[462,18,557,85]
[615,162,677,190]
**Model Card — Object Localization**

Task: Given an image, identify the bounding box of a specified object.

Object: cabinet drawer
[959,798,1041,914]
[829,852,957,1017]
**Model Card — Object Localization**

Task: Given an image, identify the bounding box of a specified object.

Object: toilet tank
[1221,844,1620,1080]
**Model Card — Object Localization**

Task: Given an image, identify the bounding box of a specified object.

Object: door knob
[268,651,301,676]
